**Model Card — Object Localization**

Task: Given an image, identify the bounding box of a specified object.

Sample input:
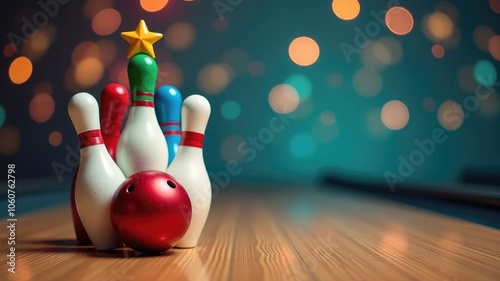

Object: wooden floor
[1,185,499,281]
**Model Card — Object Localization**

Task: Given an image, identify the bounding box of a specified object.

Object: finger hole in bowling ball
[167,180,176,189]
[127,185,135,193]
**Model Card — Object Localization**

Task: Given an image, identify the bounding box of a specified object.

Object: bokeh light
[289,132,316,159]
[488,35,500,61]
[157,62,184,88]
[422,97,437,112]
[438,100,464,131]
[48,131,63,147]
[457,65,476,93]
[385,7,414,35]
[164,22,196,51]
[213,18,229,32]
[220,135,246,162]
[84,0,113,19]
[0,105,6,128]
[473,26,495,52]
[327,72,343,88]
[286,74,313,101]
[332,0,360,21]
[473,60,497,87]
[313,111,338,143]
[197,64,230,95]
[9,56,33,84]
[424,12,454,41]
[140,0,169,12]
[381,100,410,130]
[97,39,118,66]
[288,37,320,66]
[29,93,55,123]
[92,9,121,36]
[21,25,56,61]
[0,126,20,156]
[247,61,265,77]
[72,41,100,65]
[362,37,403,68]
[320,111,336,125]
[3,43,16,57]
[221,101,241,120]
[74,57,104,87]
[353,68,383,97]
[490,0,500,14]
[431,44,445,58]
[268,84,299,114]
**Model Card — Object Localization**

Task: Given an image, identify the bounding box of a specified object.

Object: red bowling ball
[110,171,192,254]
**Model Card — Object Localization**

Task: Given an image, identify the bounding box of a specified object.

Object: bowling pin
[100,83,129,161]
[155,85,182,166]
[167,94,211,248]
[70,84,129,245]
[117,54,168,176]
[68,92,124,251]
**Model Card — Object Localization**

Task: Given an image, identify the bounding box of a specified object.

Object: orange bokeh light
[488,35,500,61]
[140,0,169,12]
[74,57,104,87]
[332,0,360,21]
[288,37,320,67]
[29,93,55,123]
[92,9,122,36]
[385,7,414,35]
[164,22,196,51]
[9,56,33,85]
[426,12,454,40]
[0,126,20,156]
[381,100,410,130]
[268,84,299,114]
[49,131,63,147]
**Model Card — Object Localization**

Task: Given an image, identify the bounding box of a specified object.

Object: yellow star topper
[121,20,163,59]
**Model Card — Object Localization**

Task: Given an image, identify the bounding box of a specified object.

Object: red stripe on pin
[160,122,180,127]
[135,92,154,97]
[180,131,204,148]
[78,129,104,149]
[164,130,181,136]
[131,101,154,107]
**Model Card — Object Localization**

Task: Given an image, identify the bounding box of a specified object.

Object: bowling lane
[0,184,499,281]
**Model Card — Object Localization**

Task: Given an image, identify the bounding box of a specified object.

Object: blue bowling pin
[154,85,182,165]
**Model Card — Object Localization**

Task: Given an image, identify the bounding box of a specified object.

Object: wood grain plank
[1,186,499,281]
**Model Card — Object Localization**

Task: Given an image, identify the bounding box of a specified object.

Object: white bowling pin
[167,94,211,248]
[68,92,124,251]
[116,54,168,177]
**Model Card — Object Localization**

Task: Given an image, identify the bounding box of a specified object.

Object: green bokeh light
[285,74,312,101]
[473,60,497,87]
[221,100,241,120]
